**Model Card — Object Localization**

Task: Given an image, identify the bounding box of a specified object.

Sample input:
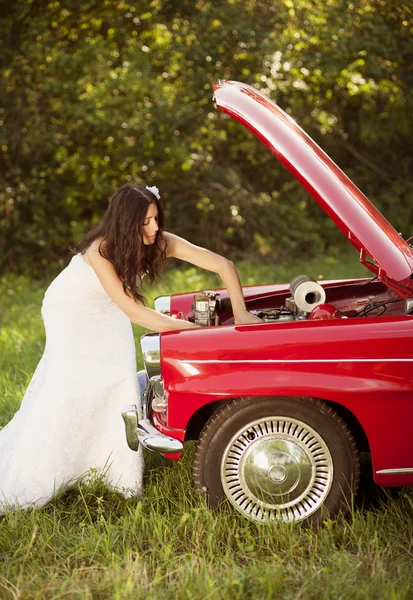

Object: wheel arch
[323,399,370,454]
[185,398,231,441]
[185,394,371,456]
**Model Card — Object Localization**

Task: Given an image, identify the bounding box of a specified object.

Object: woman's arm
[87,250,198,332]
[165,232,262,324]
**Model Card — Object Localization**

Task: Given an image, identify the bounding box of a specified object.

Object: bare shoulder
[163,231,188,258]
[83,238,106,266]
[84,239,117,278]
[163,231,174,257]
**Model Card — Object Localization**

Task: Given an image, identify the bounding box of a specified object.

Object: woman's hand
[171,313,199,329]
[234,310,264,325]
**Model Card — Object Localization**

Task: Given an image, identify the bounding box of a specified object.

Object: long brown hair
[74,183,167,303]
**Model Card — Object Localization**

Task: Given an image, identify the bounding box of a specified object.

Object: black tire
[193,396,360,525]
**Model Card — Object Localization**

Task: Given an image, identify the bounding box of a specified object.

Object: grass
[0,254,412,599]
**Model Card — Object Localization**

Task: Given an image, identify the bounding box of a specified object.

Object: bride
[0,183,262,512]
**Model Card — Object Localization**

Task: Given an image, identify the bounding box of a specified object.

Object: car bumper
[122,405,183,454]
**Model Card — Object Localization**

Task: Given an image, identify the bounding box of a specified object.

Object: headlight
[140,333,160,379]
[154,295,171,315]
[151,375,167,413]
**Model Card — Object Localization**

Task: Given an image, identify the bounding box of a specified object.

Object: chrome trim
[136,418,183,454]
[376,468,413,475]
[151,375,165,399]
[121,407,182,453]
[405,299,413,315]
[140,333,161,378]
[180,358,413,365]
[154,295,171,315]
[121,405,140,451]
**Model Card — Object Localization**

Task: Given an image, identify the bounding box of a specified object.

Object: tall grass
[0,255,412,599]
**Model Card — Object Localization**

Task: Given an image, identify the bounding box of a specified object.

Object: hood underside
[212,80,413,294]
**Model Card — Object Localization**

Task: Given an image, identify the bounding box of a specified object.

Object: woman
[0,183,261,512]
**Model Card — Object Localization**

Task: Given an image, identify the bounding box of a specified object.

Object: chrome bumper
[121,405,183,454]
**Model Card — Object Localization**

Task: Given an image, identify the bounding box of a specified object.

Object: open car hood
[212,80,413,297]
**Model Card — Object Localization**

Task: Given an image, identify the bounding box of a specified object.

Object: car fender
[160,318,413,486]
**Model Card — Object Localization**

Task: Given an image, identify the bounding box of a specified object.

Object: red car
[123,81,413,524]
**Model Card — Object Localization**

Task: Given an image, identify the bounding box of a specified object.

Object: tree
[0,0,411,276]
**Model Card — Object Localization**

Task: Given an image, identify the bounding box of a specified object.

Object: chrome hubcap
[221,417,333,522]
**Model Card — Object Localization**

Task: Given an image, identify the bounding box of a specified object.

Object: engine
[252,274,332,323]
[192,275,336,326]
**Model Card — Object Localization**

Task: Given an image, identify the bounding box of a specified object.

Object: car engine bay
[191,275,412,327]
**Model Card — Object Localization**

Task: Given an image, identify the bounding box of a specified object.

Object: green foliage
[0,1,412,275]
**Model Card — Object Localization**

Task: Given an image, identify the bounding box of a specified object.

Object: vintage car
[122,80,413,525]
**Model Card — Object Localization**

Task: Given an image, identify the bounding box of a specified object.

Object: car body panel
[159,315,413,486]
[212,80,413,294]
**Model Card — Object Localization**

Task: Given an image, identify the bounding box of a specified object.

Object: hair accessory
[146,185,160,200]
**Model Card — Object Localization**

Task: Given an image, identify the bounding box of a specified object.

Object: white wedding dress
[0,253,144,512]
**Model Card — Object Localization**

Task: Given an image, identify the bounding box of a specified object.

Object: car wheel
[193,396,360,524]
